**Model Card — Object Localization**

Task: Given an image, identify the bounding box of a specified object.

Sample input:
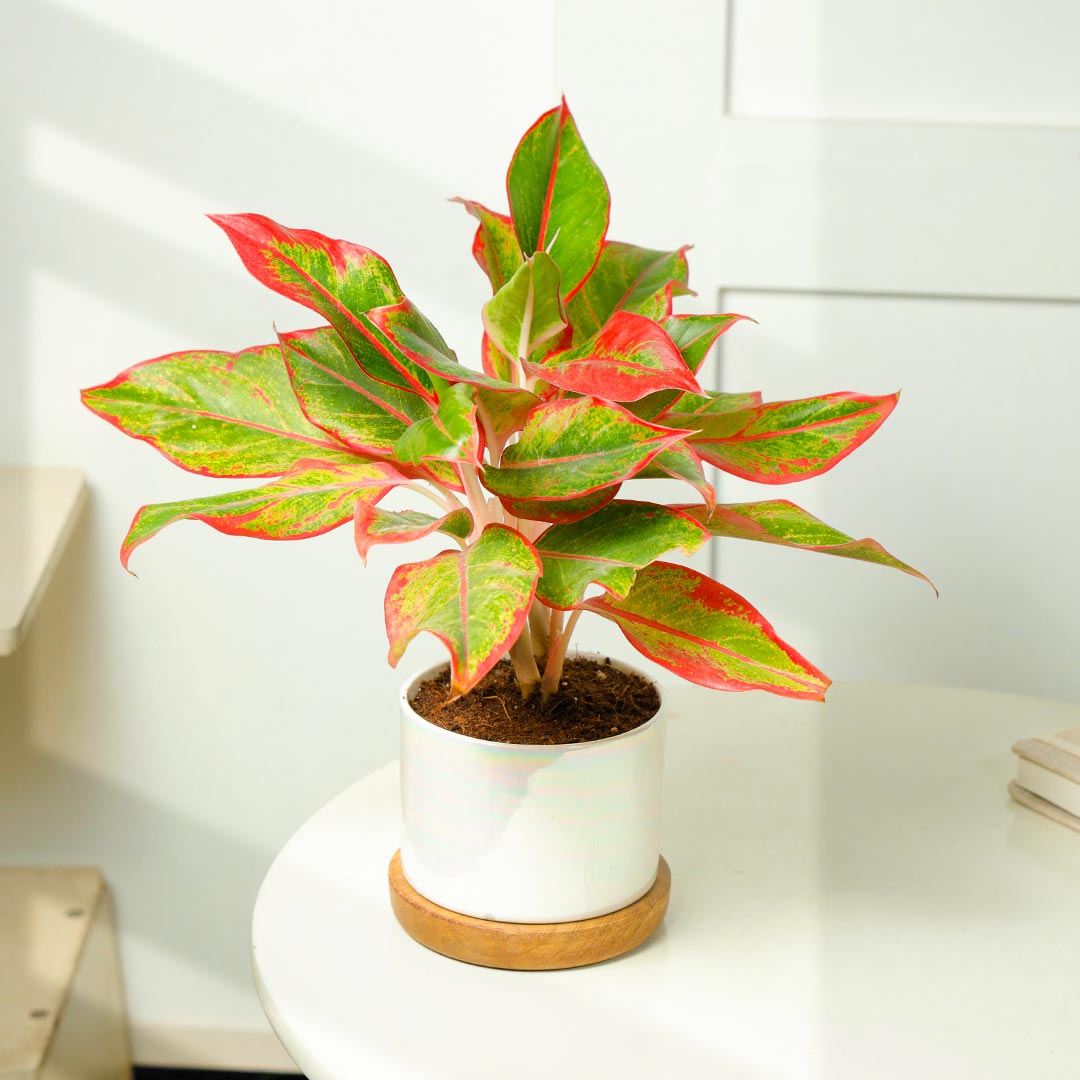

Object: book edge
[1008,780,1080,835]
[1010,738,1080,785]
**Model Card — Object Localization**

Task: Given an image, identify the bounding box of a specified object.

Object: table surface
[0,466,86,656]
[252,681,1080,1080]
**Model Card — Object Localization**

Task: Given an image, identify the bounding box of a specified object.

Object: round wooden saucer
[388,851,670,970]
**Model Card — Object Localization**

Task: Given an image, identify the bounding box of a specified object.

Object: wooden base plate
[388,851,670,971]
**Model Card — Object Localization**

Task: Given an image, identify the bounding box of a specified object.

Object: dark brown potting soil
[411,657,660,745]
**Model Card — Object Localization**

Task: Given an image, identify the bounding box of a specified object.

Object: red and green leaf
[567,241,692,340]
[482,252,568,365]
[210,214,434,400]
[482,397,692,503]
[630,387,763,423]
[679,500,936,592]
[280,326,429,456]
[633,442,716,510]
[581,561,831,700]
[525,311,702,402]
[671,392,900,483]
[353,503,472,563]
[393,381,482,466]
[385,523,541,696]
[81,343,357,478]
[534,501,708,608]
[670,390,765,417]
[452,199,522,293]
[660,313,751,374]
[506,99,610,298]
[476,386,541,444]
[120,458,407,571]
[480,331,514,383]
[497,485,621,525]
[210,212,403,317]
[368,299,532,396]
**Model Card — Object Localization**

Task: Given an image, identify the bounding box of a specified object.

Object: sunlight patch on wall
[29,123,220,264]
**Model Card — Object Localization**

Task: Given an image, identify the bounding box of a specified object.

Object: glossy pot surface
[399,655,667,923]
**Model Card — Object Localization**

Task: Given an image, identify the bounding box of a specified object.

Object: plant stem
[508,631,540,700]
[540,609,581,705]
[459,464,491,542]
[404,482,463,515]
[528,601,550,658]
[477,403,505,464]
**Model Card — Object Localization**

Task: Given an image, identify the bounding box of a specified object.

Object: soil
[411,656,660,745]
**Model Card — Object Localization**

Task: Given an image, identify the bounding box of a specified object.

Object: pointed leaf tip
[681,500,937,595]
[672,391,900,484]
[118,459,407,571]
[506,101,610,298]
[582,562,831,700]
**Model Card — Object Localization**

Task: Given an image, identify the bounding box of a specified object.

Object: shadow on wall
[0,0,489,1037]
[0,506,282,993]
[1,0,485,459]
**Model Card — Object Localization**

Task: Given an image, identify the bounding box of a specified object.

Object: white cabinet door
[556,1,1080,701]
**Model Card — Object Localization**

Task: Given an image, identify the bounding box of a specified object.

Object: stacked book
[1010,726,1080,833]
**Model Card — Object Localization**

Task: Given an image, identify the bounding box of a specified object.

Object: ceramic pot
[398,654,667,924]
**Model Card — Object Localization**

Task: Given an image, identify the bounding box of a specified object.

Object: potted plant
[82,100,931,965]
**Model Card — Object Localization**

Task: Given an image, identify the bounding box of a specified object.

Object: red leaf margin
[504,97,611,301]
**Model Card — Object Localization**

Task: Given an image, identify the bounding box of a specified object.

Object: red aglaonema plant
[82,100,933,706]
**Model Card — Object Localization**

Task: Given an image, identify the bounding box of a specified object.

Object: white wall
[0,0,727,1066]
[1,0,1077,1068]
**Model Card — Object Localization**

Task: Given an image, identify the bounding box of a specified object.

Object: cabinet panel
[711,119,1080,300]
[730,0,1080,126]
[714,289,1080,702]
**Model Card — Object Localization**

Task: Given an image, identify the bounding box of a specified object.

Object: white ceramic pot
[399,654,667,924]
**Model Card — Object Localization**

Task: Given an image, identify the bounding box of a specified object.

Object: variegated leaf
[452,198,522,292]
[353,503,472,563]
[506,99,610,298]
[525,311,701,402]
[498,485,621,524]
[210,212,402,316]
[81,343,357,477]
[633,442,716,510]
[671,392,900,483]
[368,299,532,396]
[280,326,429,455]
[393,381,482,466]
[120,458,407,570]
[670,390,765,417]
[476,385,541,443]
[629,388,764,423]
[660,313,752,373]
[385,523,541,696]
[679,500,936,592]
[482,252,568,365]
[567,241,692,340]
[480,330,515,383]
[482,397,691,503]
[535,501,708,608]
[582,561,831,700]
[210,213,434,400]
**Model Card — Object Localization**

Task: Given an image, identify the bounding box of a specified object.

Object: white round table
[252,682,1080,1079]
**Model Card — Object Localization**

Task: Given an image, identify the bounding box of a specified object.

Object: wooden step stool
[0,868,130,1080]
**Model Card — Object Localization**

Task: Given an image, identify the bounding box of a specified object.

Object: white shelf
[0,467,87,657]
